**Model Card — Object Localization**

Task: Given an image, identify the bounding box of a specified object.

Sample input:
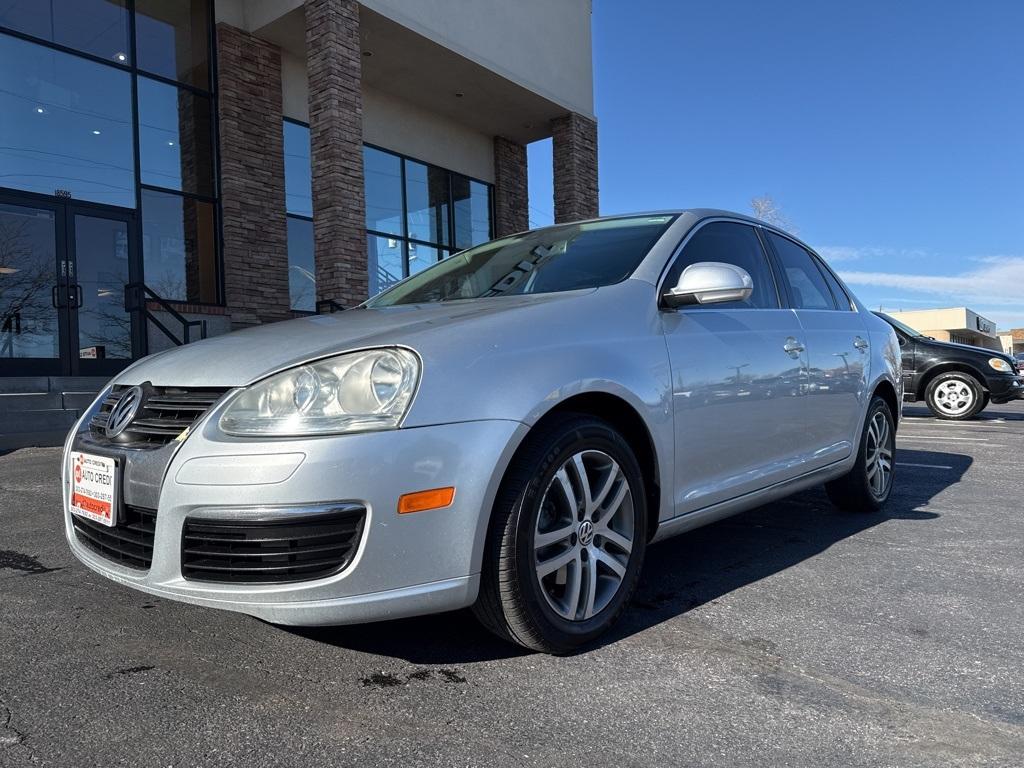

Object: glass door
[66,206,139,377]
[0,195,141,377]
[0,198,64,375]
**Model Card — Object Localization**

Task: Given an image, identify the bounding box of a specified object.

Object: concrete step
[63,392,101,410]
[48,376,110,394]
[0,377,49,394]
[0,430,71,452]
[0,392,64,411]
[0,409,81,433]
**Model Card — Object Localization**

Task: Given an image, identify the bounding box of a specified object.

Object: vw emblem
[577,520,595,547]
[106,385,143,438]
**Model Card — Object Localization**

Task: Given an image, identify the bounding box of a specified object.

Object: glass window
[767,232,836,310]
[287,217,315,312]
[0,203,59,361]
[663,222,780,310]
[0,0,130,63]
[367,215,676,307]
[368,235,405,296]
[364,147,403,236]
[141,188,217,303]
[283,121,312,218]
[407,242,442,279]
[138,76,214,197]
[134,0,210,88]
[452,174,492,250]
[405,161,450,246]
[816,258,854,310]
[0,33,134,207]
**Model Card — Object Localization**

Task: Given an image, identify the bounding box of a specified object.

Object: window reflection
[141,188,217,303]
[284,121,312,218]
[368,235,405,296]
[0,0,130,63]
[364,146,402,236]
[287,217,315,312]
[138,76,213,197]
[74,215,131,359]
[134,0,210,88]
[453,175,492,249]
[405,161,450,246]
[0,32,134,207]
[0,204,59,361]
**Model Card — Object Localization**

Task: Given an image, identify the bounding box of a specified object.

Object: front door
[0,195,139,377]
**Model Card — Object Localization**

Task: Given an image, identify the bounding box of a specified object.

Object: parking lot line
[899,462,954,470]
[898,435,990,441]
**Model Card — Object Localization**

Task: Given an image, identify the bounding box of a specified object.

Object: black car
[874,312,1024,420]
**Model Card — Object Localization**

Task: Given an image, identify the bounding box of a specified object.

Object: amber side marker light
[398,487,456,514]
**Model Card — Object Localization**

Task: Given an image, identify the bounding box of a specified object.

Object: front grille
[90,385,229,447]
[72,505,157,570]
[181,508,366,584]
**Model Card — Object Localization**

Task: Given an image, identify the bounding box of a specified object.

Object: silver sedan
[61,210,901,653]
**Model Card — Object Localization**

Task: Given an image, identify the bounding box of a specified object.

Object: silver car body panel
[62,209,901,625]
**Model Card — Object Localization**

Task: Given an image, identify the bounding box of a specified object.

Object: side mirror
[662,261,753,308]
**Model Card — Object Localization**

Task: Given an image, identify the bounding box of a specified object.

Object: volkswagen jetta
[62,210,901,653]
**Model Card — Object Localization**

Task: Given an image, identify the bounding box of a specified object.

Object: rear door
[764,232,869,469]
[661,220,810,515]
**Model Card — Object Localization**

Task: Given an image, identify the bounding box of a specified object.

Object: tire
[826,396,896,513]
[473,413,648,654]
[924,371,985,420]
[980,392,991,412]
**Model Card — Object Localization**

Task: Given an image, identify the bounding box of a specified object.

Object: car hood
[918,337,1009,360]
[115,292,587,387]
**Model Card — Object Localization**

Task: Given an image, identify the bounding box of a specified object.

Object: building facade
[887,307,1002,351]
[0,0,596,381]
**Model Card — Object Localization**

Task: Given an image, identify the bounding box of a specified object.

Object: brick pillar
[552,112,598,222]
[305,0,367,307]
[493,136,528,236]
[215,23,290,326]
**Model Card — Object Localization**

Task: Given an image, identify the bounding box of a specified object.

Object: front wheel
[473,414,648,654]
[925,371,985,420]
[826,396,896,513]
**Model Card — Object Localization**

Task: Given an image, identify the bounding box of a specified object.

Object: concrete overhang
[243,4,577,145]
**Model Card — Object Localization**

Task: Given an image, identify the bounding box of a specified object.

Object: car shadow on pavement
[291,447,970,662]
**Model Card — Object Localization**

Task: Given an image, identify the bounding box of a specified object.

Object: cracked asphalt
[1,402,1022,767]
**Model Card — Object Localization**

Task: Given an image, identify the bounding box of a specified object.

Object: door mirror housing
[662,261,754,308]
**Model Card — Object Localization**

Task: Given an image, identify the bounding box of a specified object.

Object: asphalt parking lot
[1,402,1022,768]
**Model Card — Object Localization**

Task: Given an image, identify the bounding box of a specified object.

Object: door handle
[72,284,83,308]
[783,337,805,357]
[853,337,869,351]
[52,285,61,308]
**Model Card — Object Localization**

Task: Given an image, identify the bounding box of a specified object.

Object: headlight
[219,348,419,436]
[988,357,1014,373]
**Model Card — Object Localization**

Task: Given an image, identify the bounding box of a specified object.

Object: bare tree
[750,195,796,233]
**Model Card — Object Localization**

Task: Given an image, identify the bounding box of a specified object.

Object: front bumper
[987,373,1024,403]
[62,403,527,626]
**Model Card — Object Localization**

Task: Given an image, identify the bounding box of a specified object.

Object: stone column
[215,23,290,326]
[305,0,368,307]
[493,136,528,236]
[552,112,599,223]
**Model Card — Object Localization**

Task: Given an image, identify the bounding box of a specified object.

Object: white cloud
[816,245,929,263]
[838,256,1024,306]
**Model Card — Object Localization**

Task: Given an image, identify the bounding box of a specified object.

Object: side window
[815,257,854,311]
[663,222,779,309]
[766,232,836,310]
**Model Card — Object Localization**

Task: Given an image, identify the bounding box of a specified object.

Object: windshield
[876,312,925,338]
[365,215,676,307]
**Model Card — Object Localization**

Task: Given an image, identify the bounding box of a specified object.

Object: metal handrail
[125,282,207,347]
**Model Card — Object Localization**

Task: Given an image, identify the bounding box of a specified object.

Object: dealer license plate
[69,451,118,527]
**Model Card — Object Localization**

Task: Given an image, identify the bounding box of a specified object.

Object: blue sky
[529,0,1024,328]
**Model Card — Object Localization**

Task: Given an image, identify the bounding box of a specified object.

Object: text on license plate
[70,451,118,527]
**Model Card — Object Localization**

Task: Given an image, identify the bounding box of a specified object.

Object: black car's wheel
[826,396,896,513]
[924,371,985,420]
[473,414,647,654]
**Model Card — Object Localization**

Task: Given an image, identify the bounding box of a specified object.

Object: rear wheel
[925,371,984,420]
[826,396,895,513]
[473,414,647,654]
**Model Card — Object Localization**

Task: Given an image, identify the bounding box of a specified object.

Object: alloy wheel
[932,380,975,416]
[865,410,894,499]
[533,450,635,622]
